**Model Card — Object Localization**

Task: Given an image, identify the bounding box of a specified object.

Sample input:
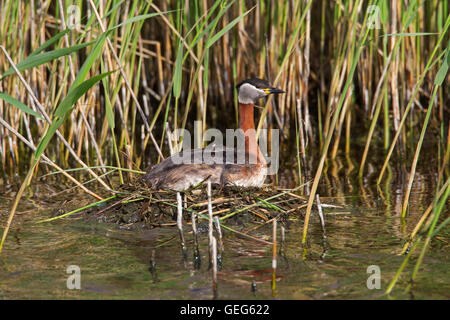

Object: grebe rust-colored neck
[238,102,255,132]
[238,102,265,163]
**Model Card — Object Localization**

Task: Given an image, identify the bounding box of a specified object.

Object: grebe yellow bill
[141,78,284,191]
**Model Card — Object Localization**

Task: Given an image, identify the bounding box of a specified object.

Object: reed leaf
[434,42,449,86]
[112,11,177,30]
[1,41,95,79]
[28,28,71,57]
[71,32,111,88]
[205,5,254,49]
[35,71,114,159]
[0,92,42,119]
[173,41,183,99]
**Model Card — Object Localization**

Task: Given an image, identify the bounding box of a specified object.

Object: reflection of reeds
[386,177,449,295]
[0,0,448,292]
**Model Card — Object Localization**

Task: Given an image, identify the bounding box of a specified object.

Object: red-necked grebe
[142,78,284,191]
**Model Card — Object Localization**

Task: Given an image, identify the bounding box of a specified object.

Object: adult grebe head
[236,78,285,104]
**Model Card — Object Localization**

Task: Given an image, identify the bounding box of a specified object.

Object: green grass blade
[380,32,439,37]
[112,10,178,30]
[40,165,145,177]
[434,42,449,86]
[0,92,43,119]
[173,42,183,99]
[72,31,110,88]
[205,5,255,49]
[34,71,114,159]
[28,28,71,57]
[101,60,115,129]
[36,195,117,223]
[1,40,95,79]
[431,216,450,237]
[184,0,234,59]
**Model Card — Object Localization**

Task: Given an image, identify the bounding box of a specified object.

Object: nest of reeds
[83,179,309,237]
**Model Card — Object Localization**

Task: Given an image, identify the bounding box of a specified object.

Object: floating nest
[82,179,310,240]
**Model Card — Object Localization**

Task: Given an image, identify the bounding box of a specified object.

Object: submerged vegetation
[0,0,449,298]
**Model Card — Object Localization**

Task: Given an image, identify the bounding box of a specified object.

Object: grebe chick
[141,78,284,191]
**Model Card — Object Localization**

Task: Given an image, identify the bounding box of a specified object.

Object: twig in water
[251,280,257,296]
[212,236,218,299]
[272,218,277,297]
[316,194,328,259]
[149,249,159,283]
[280,225,286,255]
[316,194,327,239]
[214,216,224,270]
[177,192,187,260]
[95,196,132,216]
[192,210,201,270]
[207,181,213,269]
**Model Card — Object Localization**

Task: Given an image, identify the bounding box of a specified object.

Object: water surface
[0,161,448,299]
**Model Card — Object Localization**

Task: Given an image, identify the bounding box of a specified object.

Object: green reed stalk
[302,0,375,245]
[377,14,450,184]
[401,85,439,217]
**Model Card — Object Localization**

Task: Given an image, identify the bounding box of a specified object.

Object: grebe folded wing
[141,146,231,190]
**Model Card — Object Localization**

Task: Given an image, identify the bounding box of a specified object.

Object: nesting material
[87,180,313,234]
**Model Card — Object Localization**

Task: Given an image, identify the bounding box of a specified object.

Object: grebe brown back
[141,78,284,191]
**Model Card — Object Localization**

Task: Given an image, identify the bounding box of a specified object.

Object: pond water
[0,151,448,300]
